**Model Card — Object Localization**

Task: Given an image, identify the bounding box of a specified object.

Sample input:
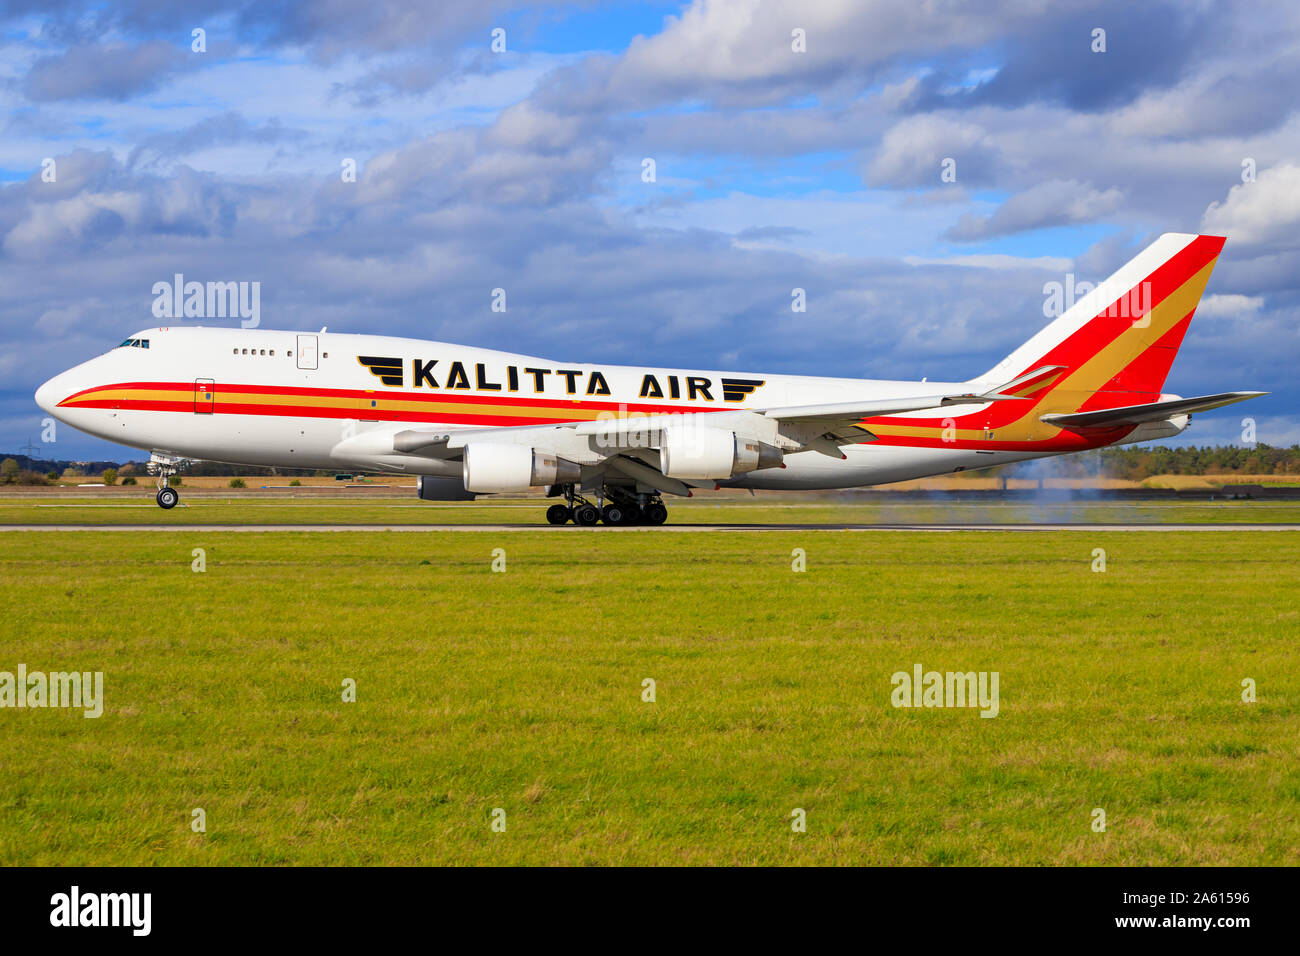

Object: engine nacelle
[659,425,783,479]
[462,443,581,493]
[417,475,476,501]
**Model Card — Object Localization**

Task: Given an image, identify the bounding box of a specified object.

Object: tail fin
[975,233,1226,413]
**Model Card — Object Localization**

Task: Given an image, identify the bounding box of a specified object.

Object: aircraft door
[296,335,319,370]
[194,378,215,414]
[360,389,379,422]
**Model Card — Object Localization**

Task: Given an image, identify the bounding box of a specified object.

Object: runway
[2,523,1299,532]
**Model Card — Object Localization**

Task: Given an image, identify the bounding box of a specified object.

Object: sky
[1,0,1297,460]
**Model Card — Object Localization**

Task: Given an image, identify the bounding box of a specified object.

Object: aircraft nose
[35,373,66,414]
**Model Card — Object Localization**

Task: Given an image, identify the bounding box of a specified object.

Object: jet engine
[659,425,783,479]
[462,443,581,493]
[417,475,476,501]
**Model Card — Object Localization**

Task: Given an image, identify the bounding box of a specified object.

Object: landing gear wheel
[574,504,600,526]
[645,502,668,525]
[602,504,627,525]
[156,487,179,510]
[546,504,572,525]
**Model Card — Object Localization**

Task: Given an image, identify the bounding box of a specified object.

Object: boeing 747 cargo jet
[35,233,1263,524]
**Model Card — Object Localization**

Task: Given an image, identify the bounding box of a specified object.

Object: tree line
[1096,443,1300,480]
[967,443,1300,480]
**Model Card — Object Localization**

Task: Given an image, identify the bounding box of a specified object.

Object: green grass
[1,526,1297,865]
[2,494,1300,525]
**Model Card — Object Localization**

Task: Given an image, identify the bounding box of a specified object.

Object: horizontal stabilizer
[1040,391,1266,430]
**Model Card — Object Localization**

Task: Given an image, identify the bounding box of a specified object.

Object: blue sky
[1,0,1298,459]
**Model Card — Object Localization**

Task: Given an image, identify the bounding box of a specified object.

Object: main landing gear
[545,485,669,526]
[147,453,192,510]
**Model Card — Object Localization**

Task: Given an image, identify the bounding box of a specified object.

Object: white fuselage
[36,326,1060,489]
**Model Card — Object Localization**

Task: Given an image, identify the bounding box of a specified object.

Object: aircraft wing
[763,365,1057,424]
[386,373,1048,464]
[330,366,1077,492]
[1040,391,1266,431]
[565,391,1021,448]
[753,369,1056,452]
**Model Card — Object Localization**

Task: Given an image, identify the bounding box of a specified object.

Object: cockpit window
[116,338,150,349]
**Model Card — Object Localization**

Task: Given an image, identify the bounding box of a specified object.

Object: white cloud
[1195,293,1264,319]
[945,180,1124,241]
[1202,163,1300,248]
[629,188,964,258]
[902,254,1073,271]
[867,115,998,188]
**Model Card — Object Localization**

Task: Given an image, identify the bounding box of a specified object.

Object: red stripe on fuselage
[59,381,727,424]
[59,379,706,416]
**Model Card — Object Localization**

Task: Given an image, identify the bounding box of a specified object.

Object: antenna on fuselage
[319,326,327,333]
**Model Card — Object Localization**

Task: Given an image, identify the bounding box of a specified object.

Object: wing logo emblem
[358,355,404,387]
[720,378,765,402]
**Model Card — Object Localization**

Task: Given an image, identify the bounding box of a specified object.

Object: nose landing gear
[147,453,192,510]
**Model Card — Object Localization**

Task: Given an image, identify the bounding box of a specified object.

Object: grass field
[2,507,1297,865]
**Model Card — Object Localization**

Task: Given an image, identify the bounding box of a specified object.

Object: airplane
[34,232,1264,525]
